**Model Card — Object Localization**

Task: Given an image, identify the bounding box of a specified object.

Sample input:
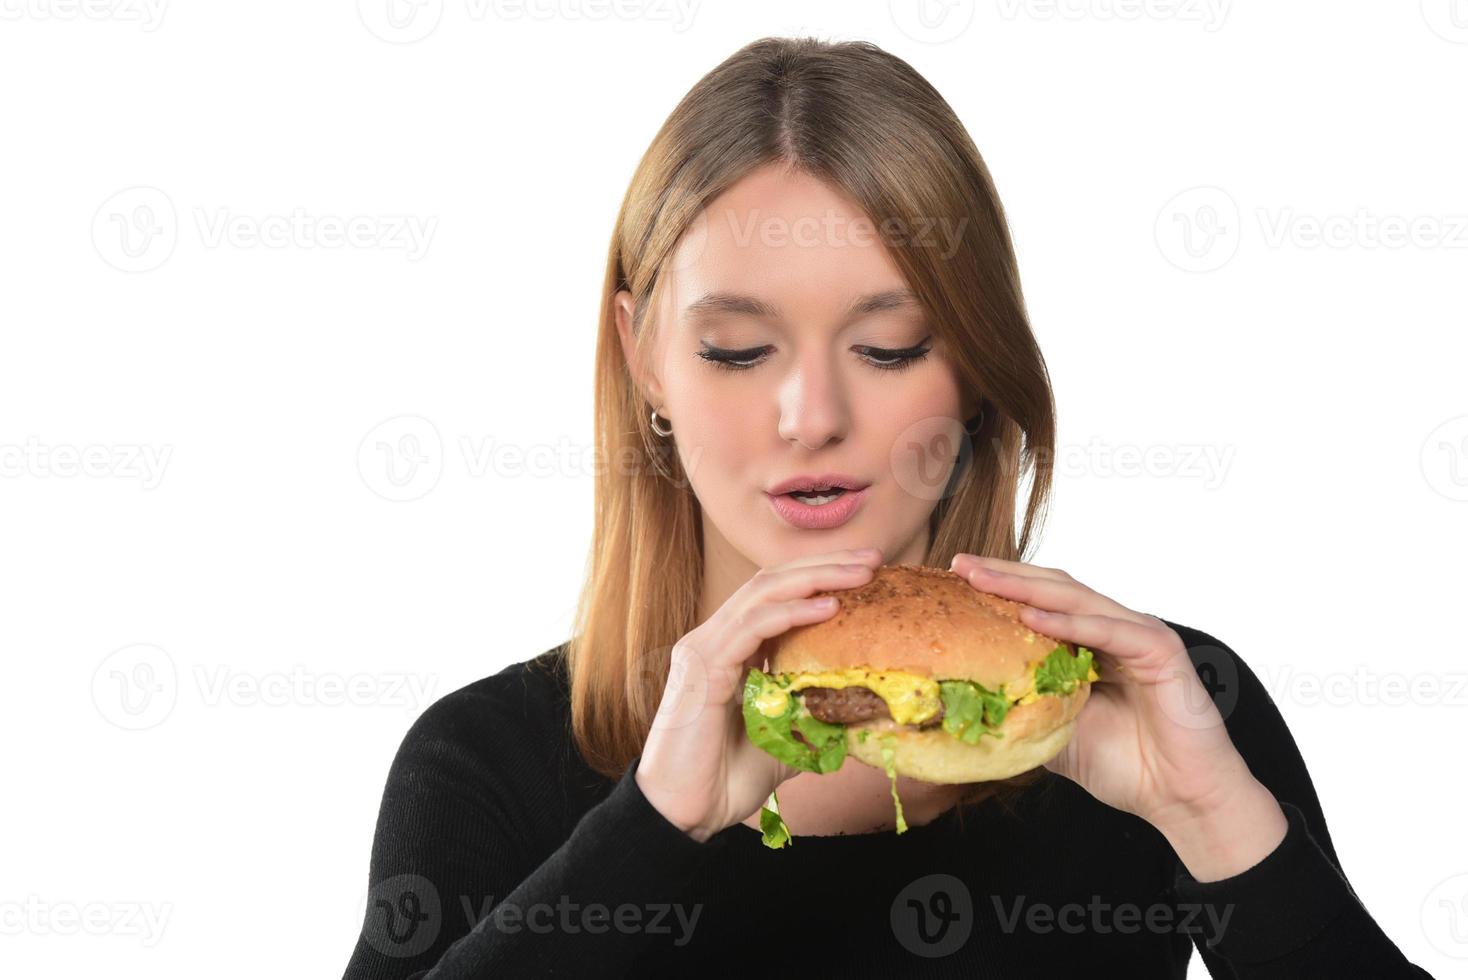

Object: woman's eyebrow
[681,288,920,326]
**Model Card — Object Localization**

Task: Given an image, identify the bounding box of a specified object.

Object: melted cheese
[783,668,941,725]
[778,659,1100,720]
[753,685,791,718]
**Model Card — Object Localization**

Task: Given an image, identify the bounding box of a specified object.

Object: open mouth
[785,488,850,506]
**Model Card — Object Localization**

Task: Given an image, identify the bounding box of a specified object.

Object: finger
[953,562,1151,627]
[703,593,847,672]
[742,560,877,607]
[1015,607,1177,677]
[950,553,1070,582]
[775,547,884,572]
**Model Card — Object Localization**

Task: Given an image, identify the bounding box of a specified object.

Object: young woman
[342,37,1431,978]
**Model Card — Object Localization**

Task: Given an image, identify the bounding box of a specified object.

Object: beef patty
[801,686,945,728]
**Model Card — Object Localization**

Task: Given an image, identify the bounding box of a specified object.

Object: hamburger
[742,562,1098,843]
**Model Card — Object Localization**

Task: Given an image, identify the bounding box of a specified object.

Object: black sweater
[341,619,1432,978]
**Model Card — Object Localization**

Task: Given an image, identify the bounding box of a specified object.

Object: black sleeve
[340,680,730,979]
[1158,622,1433,979]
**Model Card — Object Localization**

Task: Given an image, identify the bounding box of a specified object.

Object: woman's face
[617,163,972,572]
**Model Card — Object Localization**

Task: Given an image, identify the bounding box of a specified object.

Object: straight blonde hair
[567,37,1058,808]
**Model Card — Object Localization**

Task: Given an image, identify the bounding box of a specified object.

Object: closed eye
[696,337,933,373]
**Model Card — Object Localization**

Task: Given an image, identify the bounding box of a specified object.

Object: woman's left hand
[949,553,1288,881]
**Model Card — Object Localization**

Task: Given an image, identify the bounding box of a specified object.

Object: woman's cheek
[883,414,968,506]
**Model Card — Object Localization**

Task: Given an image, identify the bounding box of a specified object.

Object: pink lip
[766,472,870,496]
[766,486,870,530]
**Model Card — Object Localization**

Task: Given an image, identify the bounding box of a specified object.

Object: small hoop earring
[650,407,673,437]
[963,406,986,437]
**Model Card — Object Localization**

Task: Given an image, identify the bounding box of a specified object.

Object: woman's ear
[614,288,664,410]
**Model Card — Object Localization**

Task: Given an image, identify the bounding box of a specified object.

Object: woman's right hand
[634,547,884,841]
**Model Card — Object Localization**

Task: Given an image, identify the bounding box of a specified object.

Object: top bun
[765,562,1071,689]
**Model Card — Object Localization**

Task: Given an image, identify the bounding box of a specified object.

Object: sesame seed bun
[763,562,1091,783]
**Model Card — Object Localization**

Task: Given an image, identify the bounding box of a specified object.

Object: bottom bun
[844,684,1090,784]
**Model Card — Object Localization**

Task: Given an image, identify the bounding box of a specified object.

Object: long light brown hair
[567,36,1058,809]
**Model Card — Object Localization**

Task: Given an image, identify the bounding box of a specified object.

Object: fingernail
[855,547,881,557]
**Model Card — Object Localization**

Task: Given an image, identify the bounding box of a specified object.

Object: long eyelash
[857,342,932,373]
[695,344,771,371]
[695,339,933,373]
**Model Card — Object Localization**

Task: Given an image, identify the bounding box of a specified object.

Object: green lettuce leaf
[938,679,1010,744]
[741,668,847,773]
[878,734,907,834]
[1033,645,1096,696]
[758,789,791,849]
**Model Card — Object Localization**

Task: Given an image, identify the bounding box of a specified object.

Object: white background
[3,2,1466,977]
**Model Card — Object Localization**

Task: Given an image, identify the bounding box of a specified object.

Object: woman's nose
[776,359,851,450]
